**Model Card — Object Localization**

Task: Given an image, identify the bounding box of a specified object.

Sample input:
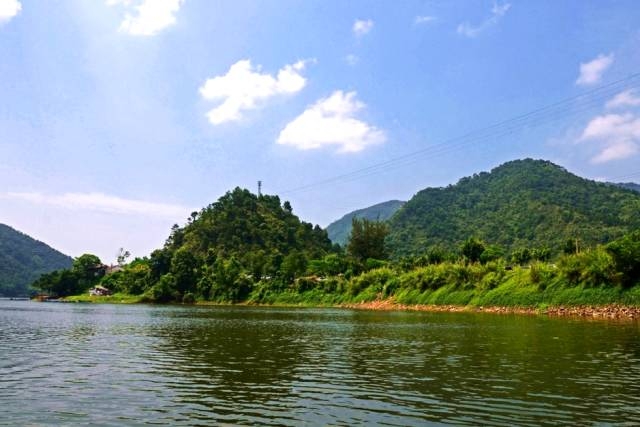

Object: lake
[1,300,639,425]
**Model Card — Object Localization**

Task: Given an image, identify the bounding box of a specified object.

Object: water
[1,301,639,425]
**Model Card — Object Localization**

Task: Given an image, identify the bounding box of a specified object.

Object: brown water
[1,300,639,425]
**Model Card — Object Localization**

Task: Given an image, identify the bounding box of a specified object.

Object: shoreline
[340,299,640,320]
[51,294,640,320]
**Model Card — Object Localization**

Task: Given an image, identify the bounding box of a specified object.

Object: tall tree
[347,218,389,262]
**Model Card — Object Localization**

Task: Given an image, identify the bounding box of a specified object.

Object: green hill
[386,159,640,257]
[326,200,405,246]
[172,188,332,259]
[38,188,335,301]
[0,224,73,296]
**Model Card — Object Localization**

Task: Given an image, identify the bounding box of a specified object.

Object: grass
[63,292,143,304]
[61,260,640,312]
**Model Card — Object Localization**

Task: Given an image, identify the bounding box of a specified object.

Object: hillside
[0,224,73,296]
[36,188,334,301]
[326,200,405,246]
[386,159,640,257]
[615,182,640,193]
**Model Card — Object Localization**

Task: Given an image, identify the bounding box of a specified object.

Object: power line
[277,72,640,195]
[608,170,640,181]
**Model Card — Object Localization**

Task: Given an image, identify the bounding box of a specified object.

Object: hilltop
[0,224,73,296]
[326,200,405,246]
[386,159,640,257]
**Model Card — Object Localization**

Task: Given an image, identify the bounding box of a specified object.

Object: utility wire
[277,72,640,195]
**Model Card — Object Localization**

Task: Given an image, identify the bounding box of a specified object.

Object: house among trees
[89,285,112,296]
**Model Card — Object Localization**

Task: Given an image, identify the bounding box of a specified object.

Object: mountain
[0,224,73,296]
[326,200,405,246]
[386,159,640,257]
[614,182,640,193]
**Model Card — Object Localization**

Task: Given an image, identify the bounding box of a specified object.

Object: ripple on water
[2,301,640,425]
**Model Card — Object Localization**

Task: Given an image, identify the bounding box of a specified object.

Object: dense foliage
[326,200,404,246]
[347,217,389,262]
[0,224,72,296]
[33,254,105,297]
[387,159,640,257]
[614,182,640,193]
[34,188,335,300]
[31,162,640,308]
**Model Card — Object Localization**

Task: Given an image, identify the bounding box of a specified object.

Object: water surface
[1,300,639,425]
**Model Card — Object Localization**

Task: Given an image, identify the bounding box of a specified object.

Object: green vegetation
[387,159,640,257]
[0,224,72,297]
[326,200,404,246]
[31,161,640,310]
[63,292,144,304]
[614,182,640,193]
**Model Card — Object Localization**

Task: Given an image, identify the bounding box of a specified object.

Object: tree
[170,248,199,295]
[347,218,389,262]
[607,230,640,287]
[280,251,307,283]
[72,254,104,284]
[461,237,485,263]
[116,248,131,266]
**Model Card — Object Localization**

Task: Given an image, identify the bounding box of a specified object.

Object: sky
[1,0,640,263]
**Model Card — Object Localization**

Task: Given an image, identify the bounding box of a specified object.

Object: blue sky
[1,0,640,262]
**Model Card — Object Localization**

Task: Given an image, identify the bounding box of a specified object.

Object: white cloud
[575,53,614,86]
[0,0,21,23]
[579,113,640,163]
[108,0,184,36]
[457,2,510,38]
[3,192,190,218]
[606,89,640,109]
[277,90,386,153]
[345,54,359,66]
[353,19,374,37]
[414,15,436,25]
[199,59,310,125]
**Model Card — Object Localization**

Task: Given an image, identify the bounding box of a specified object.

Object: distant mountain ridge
[0,224,73,296]
[385,159,640,257]
[326,200,405,246]
[614,182,640,193]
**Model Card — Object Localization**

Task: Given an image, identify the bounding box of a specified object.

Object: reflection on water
[1,301,639,425]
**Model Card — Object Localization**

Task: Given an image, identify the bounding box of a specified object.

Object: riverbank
[57,292,640,320]
[342,299,640,319]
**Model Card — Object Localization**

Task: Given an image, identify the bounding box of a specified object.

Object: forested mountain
[386,159,640,257]
[326,200,405,246]
[0,224,72,296]
[614,182,640,193]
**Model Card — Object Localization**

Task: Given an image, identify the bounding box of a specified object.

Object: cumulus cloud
[579,113,640,163]
[414,15,436,25]
[199,59,310,125]
[0,0,21,23]
[353,19,373,37]
[277,90,386,153]
[457,2,510,38]
[576,53,614,86]
[3,192,190,218]
[108,0,184,36]
[605,89,640,110]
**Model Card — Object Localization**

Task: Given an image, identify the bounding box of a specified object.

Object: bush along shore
[32,189,640,319]
[58,248,640,320]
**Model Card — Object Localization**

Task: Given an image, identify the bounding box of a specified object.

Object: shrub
[607,230,640,287]
[182,292,196,304]
[347,267,394,295]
